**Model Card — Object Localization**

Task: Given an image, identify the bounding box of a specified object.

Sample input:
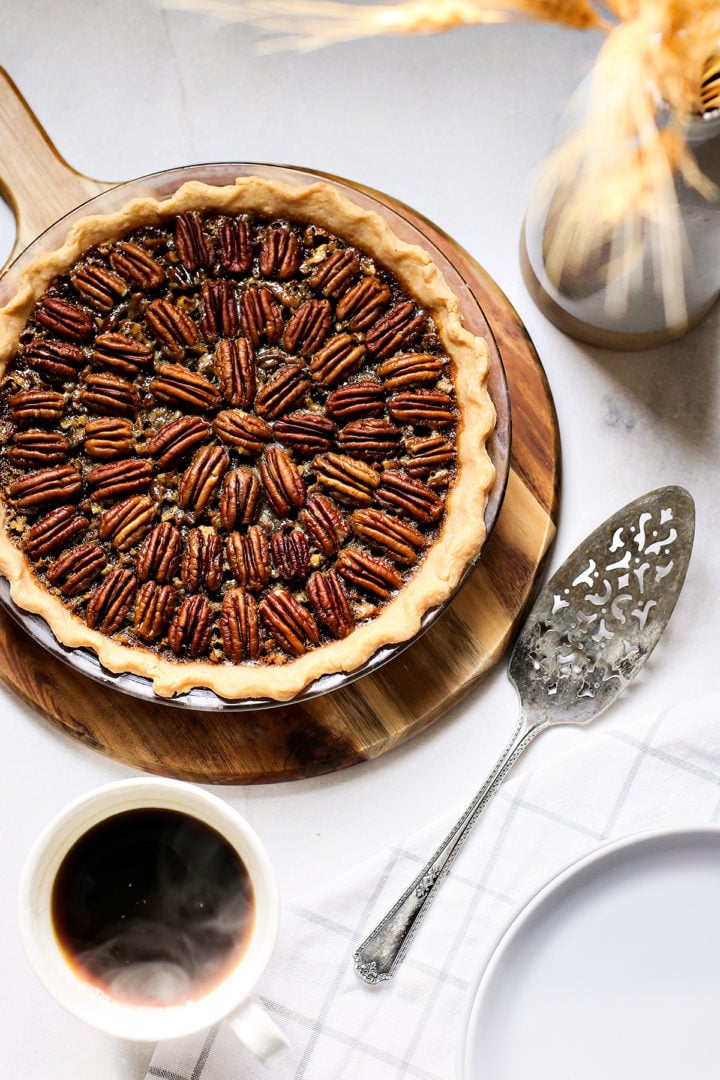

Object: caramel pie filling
[0,210,461,669]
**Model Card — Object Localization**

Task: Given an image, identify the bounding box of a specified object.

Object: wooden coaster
[0,68,560,783]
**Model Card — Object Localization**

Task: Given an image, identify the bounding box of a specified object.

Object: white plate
[458,827,720,1080]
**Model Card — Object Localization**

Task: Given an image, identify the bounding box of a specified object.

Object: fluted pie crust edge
[0,177,495,701]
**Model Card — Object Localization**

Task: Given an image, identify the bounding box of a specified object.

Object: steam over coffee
[51,808,255,1006]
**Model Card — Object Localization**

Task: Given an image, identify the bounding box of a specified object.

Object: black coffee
[51,808,255,1006]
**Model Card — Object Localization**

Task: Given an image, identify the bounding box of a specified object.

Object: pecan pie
[0,178,495,700]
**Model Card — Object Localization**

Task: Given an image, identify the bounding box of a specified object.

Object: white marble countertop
[0,3,718,1076]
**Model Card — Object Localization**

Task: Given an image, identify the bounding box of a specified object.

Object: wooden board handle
[0,67,111,267]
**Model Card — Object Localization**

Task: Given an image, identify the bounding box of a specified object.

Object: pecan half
[308,248,360,298]
[136,521,183,583]
[273,411,337,455]
[254,365,311,421]
[219,588,260,662]
[146,299,199,359]
[240,287,283,346]
[306,570,354,638]
[213,409,272,454]
[9,388,65,427]
[259,226,300,280]
[8,430,71,469]
[23,339,84,382]
[84,417,135,461]
[80,373,140,418]
[47,542,107,596]
[217,217,252,275]
[335,277,391,331]
[10,464,82,510]
[299,494,349,556]
[167,594,213,658]
[71,264,128,312]
[311,453,380,507]
[351,507,425,565]
[36,297,93,342]
[325,379,384,422]
[404,434,455,478]
[149,364,221,412]
[338,418,401,462]
[177,444,229,515]
[259,590,320,657]
[282,298,332,356]
[24,505,89,560]
[377,352,446,390]
[175,212,214,271]
[182,528,224,592]
[226,526,270,592]
[213,338,256,408]
[376,470,444,524]
[200,280,239,342]
[309,333,366,386]
[87,457,154,501]
[92,331,153,377]
[387,389,455,427]
[219,468,261,530]
[110,242,166,289]
[271,529,310,582]
[133,581,176,643]
[148,416,211,467]
[98,495,156,551]
[336,549,402,599]
[259,446,306,517]
[366,302,427,360]
[86,567,137,634]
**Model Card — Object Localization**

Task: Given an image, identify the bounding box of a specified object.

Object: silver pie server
[353,485,695,985]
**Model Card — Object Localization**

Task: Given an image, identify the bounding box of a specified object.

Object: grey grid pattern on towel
[146,693,720,1080]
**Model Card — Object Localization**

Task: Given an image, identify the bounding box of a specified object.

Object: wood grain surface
[0,67,560,783]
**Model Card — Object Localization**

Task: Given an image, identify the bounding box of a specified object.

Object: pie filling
[0,206,463,673]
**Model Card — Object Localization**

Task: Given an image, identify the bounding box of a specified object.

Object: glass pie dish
[0,163,510,711]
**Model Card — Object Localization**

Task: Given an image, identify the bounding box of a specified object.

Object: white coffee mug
[18,777,289,1062]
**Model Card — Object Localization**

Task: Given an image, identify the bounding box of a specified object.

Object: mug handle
[226,997,290,1063]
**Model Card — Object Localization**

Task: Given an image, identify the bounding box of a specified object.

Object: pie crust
[0,177,495,701]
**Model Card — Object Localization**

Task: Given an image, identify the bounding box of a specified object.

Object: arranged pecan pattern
[0,206,460,667]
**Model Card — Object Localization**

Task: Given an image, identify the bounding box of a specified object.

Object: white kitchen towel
[146,693,720,1080]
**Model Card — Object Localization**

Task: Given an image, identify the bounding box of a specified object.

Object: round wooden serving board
[0,68,560,784]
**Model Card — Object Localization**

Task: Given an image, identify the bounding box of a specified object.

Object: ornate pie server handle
[353,718,544,985]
